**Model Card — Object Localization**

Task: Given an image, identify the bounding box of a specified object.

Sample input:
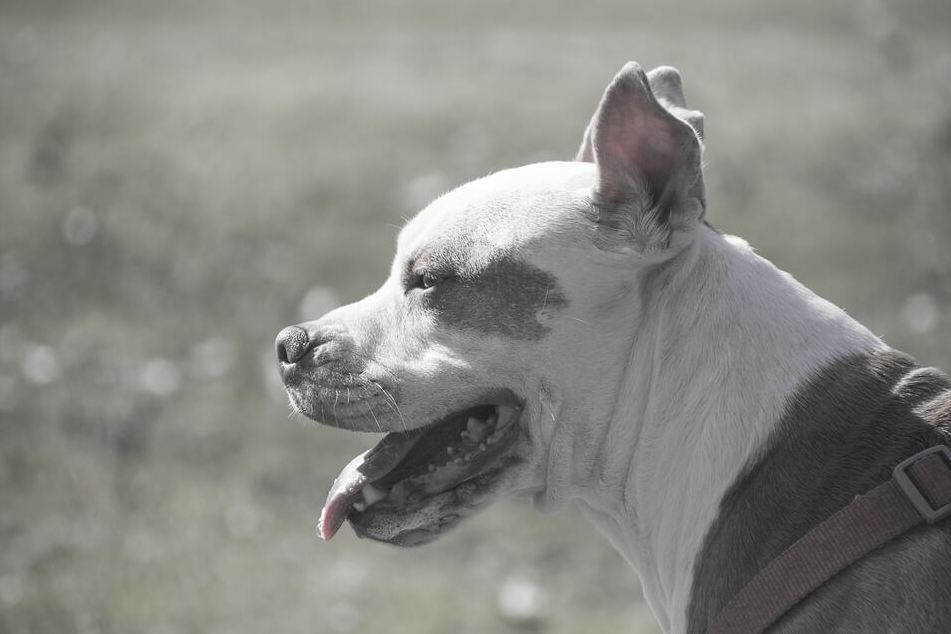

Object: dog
[276,62,951,633]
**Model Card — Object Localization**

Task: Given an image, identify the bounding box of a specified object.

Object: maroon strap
[707,446,951,634]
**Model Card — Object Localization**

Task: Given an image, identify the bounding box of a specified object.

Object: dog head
[277,62,705,546]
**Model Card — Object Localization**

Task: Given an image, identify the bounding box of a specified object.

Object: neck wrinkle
[572,238,705,633]
[575,227,883,633]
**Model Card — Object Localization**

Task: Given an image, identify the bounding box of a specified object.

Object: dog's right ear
[576,63,705,253]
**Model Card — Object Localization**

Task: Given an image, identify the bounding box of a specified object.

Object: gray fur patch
[413,248,568,340]
[687,349,951,633]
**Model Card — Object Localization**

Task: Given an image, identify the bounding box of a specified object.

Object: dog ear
[576,63,705,250]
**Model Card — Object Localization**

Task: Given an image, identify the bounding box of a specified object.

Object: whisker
[566,315,594,326]
[332,390,340,427]
[374,382,406,433]
[366,401,382,433]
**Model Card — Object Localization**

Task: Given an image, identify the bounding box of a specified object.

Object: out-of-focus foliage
[1,1,950,632]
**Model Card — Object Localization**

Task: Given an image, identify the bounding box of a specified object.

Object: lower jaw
[347,460,515,546]
[317,399,524,542]
[349,499,463,546]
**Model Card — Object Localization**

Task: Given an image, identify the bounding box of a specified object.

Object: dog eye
[409,270,451,291]
[419,272,441,289]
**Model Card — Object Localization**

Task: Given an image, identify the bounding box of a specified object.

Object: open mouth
[318,402,523,543]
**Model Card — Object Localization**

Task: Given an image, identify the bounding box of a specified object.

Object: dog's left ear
[577,63,705,252]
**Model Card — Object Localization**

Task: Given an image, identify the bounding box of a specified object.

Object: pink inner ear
[604,113,680,199]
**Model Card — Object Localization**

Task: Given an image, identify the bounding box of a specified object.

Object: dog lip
[318,393,524,542]
[317,428,427,541]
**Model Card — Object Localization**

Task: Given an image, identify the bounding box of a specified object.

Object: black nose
[275,326,312,364]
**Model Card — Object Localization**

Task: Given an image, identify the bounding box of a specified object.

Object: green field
[2,1,950,632]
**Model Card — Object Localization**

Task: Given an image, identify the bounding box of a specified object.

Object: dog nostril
[275,326,312,364]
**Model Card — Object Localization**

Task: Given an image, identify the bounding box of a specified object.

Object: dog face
[276,62,705,546]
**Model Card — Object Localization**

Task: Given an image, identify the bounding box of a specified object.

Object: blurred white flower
[21,345,61,384]
[62,205,99,246]
[140,358,181,396]
[497,575,550,625]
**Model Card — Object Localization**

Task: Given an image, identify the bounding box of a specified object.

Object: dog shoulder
[773,523,951,632]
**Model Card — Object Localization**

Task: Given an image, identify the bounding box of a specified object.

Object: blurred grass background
[1,0,951,632]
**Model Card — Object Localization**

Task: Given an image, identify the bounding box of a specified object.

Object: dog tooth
[362,483,387,506]
[466,417,487,436]
[495,406,513,428]
[352,501,366,512]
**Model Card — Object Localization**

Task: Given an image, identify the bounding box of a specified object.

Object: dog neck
[552,226,884,632]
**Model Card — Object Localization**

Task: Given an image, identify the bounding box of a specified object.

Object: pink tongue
[317,430,424,541]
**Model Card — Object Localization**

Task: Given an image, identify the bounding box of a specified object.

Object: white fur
[531,226,884,632]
